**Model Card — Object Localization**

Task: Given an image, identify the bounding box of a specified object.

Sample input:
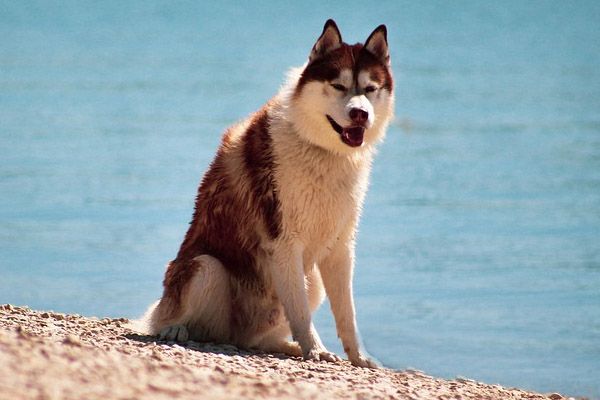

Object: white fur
[265,82,382,364]
[284,66,392,157]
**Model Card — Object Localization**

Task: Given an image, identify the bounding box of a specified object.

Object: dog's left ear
[309,19,343,63]
[365,24,390,63]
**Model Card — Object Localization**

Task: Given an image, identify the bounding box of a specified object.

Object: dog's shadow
[124,332,299,362]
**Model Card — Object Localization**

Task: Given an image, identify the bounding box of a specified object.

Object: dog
[139,19,394,368]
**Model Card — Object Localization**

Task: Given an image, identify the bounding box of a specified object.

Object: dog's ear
[365,24,390,64]
[309,19,342,63]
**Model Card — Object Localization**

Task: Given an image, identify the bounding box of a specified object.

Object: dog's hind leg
[150,255,232,343]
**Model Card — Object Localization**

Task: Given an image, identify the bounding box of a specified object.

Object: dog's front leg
[319,239,377,368]
[269,241,341,363]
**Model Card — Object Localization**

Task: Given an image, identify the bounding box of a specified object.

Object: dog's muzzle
[326,115,365,147]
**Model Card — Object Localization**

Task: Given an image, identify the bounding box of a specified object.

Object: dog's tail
[125,300,160,335]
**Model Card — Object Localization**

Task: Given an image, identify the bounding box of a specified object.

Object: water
[1,1,599,397]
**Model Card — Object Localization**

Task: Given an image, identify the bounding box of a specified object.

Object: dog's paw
[278,341,303,357]
[305,348,343,363]
[262,340,304,357]
[349,354,378,369]
[158,324,189,342]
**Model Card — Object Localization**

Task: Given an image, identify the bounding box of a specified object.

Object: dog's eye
[331,83,347,92]
[364,85,377,93]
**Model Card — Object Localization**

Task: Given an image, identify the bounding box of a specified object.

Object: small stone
[51,313,65,321]
[63,334,82,346]
[41,312,50,318]
[455,376,475,384]
[151,349,164,361]
[16,326,32,338]
[406,368,426,376]
[214,365,225,373]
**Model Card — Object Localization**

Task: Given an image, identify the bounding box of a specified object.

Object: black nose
[349,108,368,124]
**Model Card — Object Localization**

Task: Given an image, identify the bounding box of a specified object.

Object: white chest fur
[271,117,372,264]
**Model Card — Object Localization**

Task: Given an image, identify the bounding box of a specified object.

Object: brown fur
[160,104,280,320]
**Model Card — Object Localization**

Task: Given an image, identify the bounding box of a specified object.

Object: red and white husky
[140,19,394,367]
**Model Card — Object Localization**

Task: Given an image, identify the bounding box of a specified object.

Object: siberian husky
[140,19,394,367]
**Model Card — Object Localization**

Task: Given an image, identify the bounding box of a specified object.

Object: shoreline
[0,304,577,399]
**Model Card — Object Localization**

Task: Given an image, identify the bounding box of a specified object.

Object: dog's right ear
[309,19,342,63]
[364,24,390,64]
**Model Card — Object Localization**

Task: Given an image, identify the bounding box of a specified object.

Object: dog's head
[289,19,394,156]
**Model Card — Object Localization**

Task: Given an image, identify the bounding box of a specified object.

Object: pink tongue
[342,127,365,147]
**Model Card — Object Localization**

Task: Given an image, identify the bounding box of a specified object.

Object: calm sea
[1,1,599,397]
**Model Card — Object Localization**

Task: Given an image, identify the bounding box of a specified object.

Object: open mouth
[326,115,365,147]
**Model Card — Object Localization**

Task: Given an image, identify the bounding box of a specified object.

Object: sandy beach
[0,304,576,400]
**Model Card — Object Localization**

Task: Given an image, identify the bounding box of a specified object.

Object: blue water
[1,1,599,397]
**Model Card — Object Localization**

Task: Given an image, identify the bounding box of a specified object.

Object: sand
[0,304,575,400]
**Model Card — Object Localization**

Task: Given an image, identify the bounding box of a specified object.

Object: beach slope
[0,304,570,399]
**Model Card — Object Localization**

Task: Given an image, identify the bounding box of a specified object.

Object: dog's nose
[349,108,369,125]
